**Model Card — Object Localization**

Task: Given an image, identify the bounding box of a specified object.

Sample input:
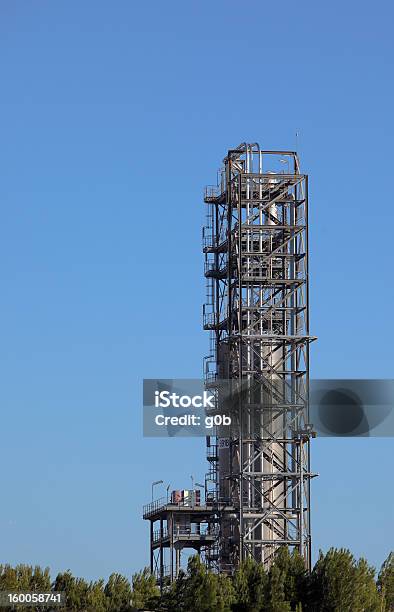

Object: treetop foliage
[0,549,392,611]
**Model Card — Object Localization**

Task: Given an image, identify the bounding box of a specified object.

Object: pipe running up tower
[203,143,316,574]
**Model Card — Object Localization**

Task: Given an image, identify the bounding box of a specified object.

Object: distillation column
[203,143,315,573]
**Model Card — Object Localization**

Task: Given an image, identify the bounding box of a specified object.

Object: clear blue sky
[0,0,393,581]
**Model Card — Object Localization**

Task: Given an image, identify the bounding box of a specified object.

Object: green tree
[272,548,307,609]
[29,565,51,592]
[104,573,132,612]
[53,569,75,602]
[0,564,19,591]
[13,565,33,591]
[87,578,108,612]
[161,568,187,611]
[353,558,381,612]
[233,557,267,612]
[178,555,218,612]
[130,567,159,611]
[266,563,291,612]
[0,564,52,612]
[215,572,235,612]
[309,548,381,612]
[309,548,355,611]
[162,559,234,612]
[378,552,394,611]
[310,548,355,611]
[53,570,91,611]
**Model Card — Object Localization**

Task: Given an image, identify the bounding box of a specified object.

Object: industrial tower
[203,143,316,573]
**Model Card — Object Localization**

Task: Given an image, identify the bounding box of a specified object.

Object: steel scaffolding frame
[143,497,218,590]
[203,143,316,574]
